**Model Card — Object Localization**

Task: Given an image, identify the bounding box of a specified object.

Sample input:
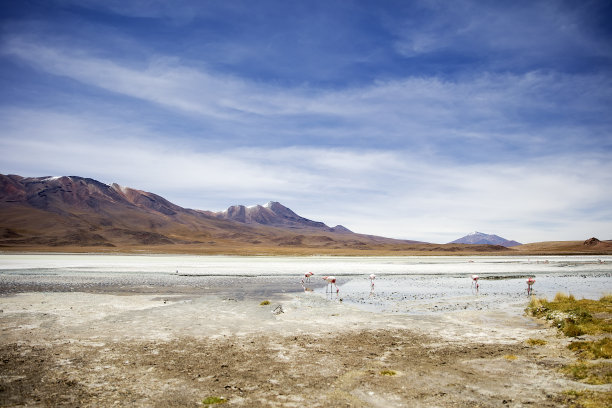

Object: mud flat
[0,285,598,407]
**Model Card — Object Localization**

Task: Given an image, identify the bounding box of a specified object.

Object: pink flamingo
[471,274,479,293]
[369,274,376,291]
[526,278,535,295]
[304,271,314,282]
[322,276,339,294]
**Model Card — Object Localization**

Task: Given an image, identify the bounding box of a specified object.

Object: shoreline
[2,242,612,257]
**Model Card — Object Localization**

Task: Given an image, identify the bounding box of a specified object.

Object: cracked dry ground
[1,329,566,407]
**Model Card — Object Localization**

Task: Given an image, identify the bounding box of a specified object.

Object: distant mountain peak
[449,232,521,247]
[215,201,351,233]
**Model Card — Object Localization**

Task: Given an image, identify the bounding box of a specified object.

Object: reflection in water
[369,274,376,297]
[471,274,479,295]
[526,277,536,295]
[300,278,313,292]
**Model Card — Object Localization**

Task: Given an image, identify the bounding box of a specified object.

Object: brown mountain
[212,201,351,233]
[512,238,612,255]
[0,174,426,253]
[2,174,609,255]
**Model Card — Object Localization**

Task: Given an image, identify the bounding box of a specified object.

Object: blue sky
[1,0,611,243]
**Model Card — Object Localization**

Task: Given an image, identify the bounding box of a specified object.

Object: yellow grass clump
[202,396,227,405]
[568,338,612,360]
[526,338,548,346]
[527,294,612,407]
[561,362,612,385]
[563,389,612,408]
[526,293,612,337]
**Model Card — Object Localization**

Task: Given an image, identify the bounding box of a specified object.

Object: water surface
[1,254,610,314]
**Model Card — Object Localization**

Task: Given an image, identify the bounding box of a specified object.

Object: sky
[1,0,611,243]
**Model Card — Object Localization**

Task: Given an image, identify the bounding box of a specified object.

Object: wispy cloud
[2,108,611,242]
[1,1,611,243]
[390,0,612,72]
[4,36,611,155]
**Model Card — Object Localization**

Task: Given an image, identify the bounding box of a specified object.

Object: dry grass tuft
[526,295,612,407]
[563,389,612,408]
[202,396,227,405]
[526,294,612,337]
[526,338,548,346]
[555,292,576,302]
[568,338,612,360]
[561,362,612,385]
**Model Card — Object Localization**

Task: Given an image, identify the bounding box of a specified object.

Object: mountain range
[449,232,521,247]
[2,174,609,255]
[0,174,424,252]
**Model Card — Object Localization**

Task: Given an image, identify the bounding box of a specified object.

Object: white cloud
[4,36,611,147]
[1,108,611,243]
[56,0,202,22]
[391,0,612,62]
[2,33,611,244]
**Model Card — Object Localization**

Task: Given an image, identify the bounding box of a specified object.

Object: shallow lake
[1,254,610,314]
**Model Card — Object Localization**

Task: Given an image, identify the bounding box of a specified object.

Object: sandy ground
[0,281,607,407]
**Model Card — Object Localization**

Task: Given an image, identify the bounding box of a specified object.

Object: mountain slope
[0,174,422,252]
[449,231,521,247]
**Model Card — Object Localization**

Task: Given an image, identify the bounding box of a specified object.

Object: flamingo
[304,271,314,282]
[470,274,480,294]
[322,276,339,294]
[369,274,376,291]
[526,278,536,295]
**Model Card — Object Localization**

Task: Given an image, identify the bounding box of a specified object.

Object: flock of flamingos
[301,272,538,296]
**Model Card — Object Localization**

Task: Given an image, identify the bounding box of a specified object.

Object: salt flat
[1,255,610,406]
